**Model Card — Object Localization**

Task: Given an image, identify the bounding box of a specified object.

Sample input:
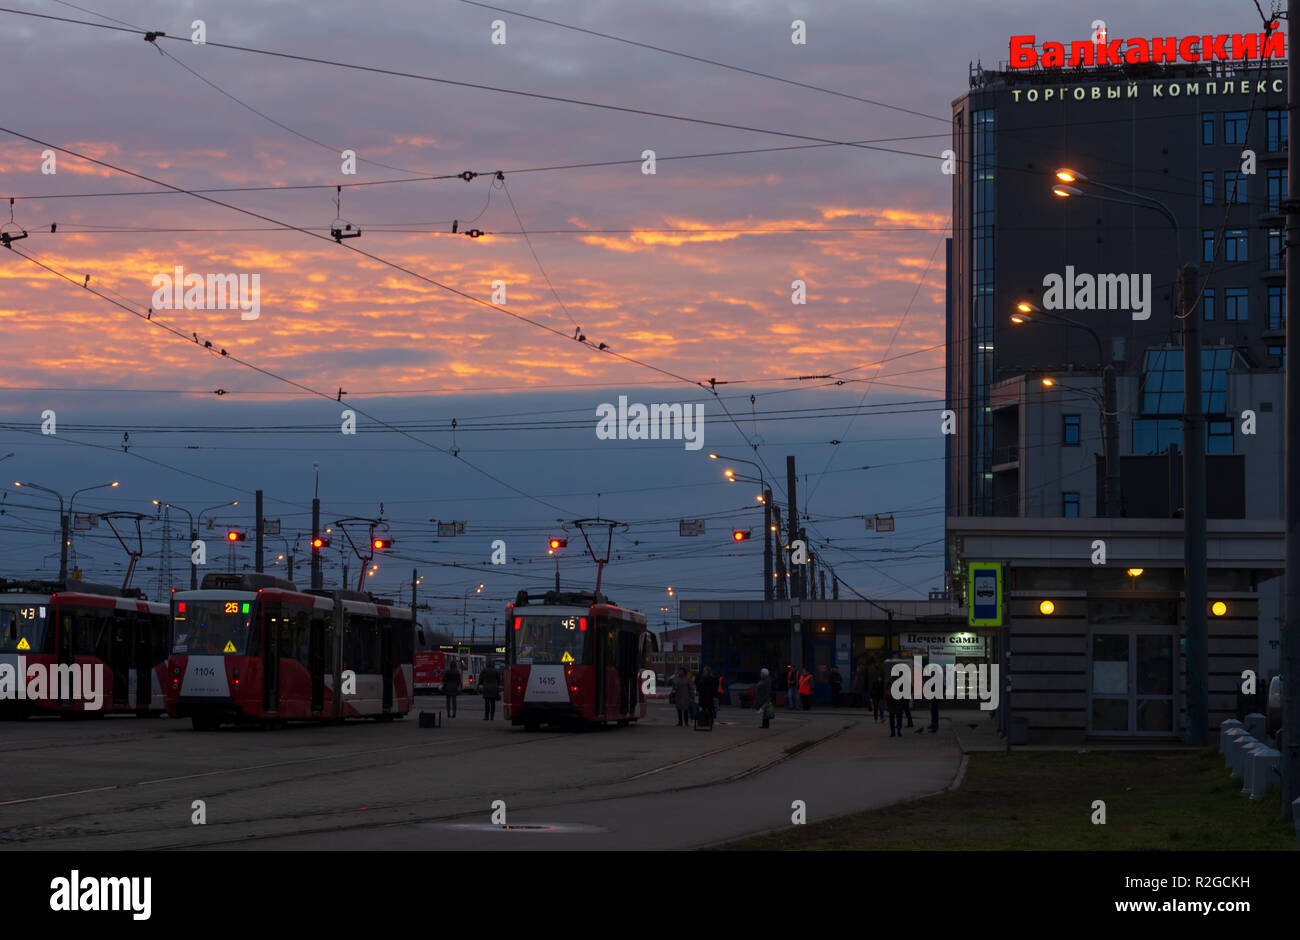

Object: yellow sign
[561,651,574,663]
[223,640,237,653]
[15,637,30,651]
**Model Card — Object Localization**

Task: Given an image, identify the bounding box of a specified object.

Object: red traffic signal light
[549,538,567,550]
[372,538,391,550]
[227,530,246,542]
[311,536,330,550]
[732,529,751,542]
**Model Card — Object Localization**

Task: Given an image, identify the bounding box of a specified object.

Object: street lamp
[709,452,774,600]
[154,500,199,589]
[463,582,484,641]
[16,479,118,582]
[1051,167,1208,746]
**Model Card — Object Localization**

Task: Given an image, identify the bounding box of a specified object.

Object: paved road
[0,698,960,850]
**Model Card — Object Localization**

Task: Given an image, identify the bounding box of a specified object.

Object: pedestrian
[870,673,884,723]
[928,696,940,733]
[902,690,914,728]
[753,668,774,728]
[830,666,843,707]
[887,686,904,737]
[786,665,798,710]
[671,666,693,727]
[696,665,717,723]
[443,658,461,718]
[851,665,865,708]
[478,661,500,720]
[798,667,813,711]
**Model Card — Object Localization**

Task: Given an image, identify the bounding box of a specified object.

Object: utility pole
[1182,264,1208,746]
[311,499,322,590]
[1282,0,1300,820]
[763,488,774,601]
[774,511,788,600]
[255,489,264,574]
[411,567,418,611]
[787,456,801,600]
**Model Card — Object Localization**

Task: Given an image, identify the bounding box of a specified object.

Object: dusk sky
[0,0,1268,629]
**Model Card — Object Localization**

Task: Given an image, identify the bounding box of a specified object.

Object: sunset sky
[0,0,1265,626]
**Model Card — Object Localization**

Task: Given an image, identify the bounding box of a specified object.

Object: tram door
[617,629,638,716]
[309,615,326,713]
[110,616,131,707]
[593,621,606,718]
[380,620,394,710]
[263,608,280,713]
[133,616,153,708]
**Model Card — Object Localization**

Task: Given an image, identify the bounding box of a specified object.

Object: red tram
[505,590,652,731]
[165,573,414,730]
[0,578,169,717]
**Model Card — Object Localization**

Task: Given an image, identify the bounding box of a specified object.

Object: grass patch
[717,749,1297,851]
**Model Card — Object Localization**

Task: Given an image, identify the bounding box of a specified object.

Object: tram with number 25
[165,573,414,730]
[505,590,652,731]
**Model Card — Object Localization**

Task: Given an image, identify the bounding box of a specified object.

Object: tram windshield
[0,601,49,653]
[512,613,590,665]
[173,598,255,655]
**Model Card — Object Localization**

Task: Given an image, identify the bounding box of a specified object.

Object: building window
[1063,414,1081,446]
[1063,492,1080,518]
[1202,171,1215,205]
[1202,288,1214,321]
[1267,108,1288,152]
[1224,171,1248,204]
[1268,345,1286,365]
[1141,347,1233,416]
[1202,112,1215,145]
[1224,287,1248,321]
[1224,111,1248,144]
[971,108,996,516]
[1202,230,1215,262]
[1268,167,1287,212]
[1268,229,1285,270]
[1268,285,1286,330]
[1225,229,1248,262]
[1208,419,1234,455]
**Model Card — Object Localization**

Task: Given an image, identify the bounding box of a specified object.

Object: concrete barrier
[1245,712,1268,740]
[1228,733,1257,779]
[1244,745,1280,799]
[1219,718,1244,753]
[1223,727,1250,771]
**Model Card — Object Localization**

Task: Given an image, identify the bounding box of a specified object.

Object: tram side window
[387,618,412,666]
[149,613,168,665]
[344,614,379,674]
[66,607,114,660]
[292,607,311,666]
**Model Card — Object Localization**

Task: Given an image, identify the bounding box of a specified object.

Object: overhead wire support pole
[1282,0,1300,822]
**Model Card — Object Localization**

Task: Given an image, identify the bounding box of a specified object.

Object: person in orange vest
[798,667,813,710]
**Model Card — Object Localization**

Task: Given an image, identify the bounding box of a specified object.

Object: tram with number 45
[0,578,169,717]
[505,589,654,731]
[165,573,414,730]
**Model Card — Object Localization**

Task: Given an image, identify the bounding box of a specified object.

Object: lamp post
[16,480,119,582]
[154,501,198,589]
[463,583,483,642]
[198,500,239,578]
[709,452,774,600]
[1053,170,1208,745]
[1012,302,1119,518]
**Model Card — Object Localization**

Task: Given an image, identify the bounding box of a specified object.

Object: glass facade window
[1063,414,1081,445]
[1224,287,1248,321]
[1268,229,1285,270]
[1224,171,1247,204]
[1268,286,1286,330]
[1063,492,1080,518]
[1225,229,1248,262]
[1224,111,1247,144]
[971,108,995,516]
[1267,108,1288,152]
[1268,345,1286,365]
[1132,418,1234,454]
[1207,419,1233,454]
[1141,347,1232,415]
[1201,288,1214,321]
[1202,112,1215,145]
[1268,168,1287,212]
[1202,171,1215,205]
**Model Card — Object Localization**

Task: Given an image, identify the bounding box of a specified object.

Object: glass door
[1089,632,1174,736]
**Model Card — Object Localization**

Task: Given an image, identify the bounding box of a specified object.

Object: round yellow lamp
[1126,568,1143,577]
[1039,600,1055,615]
[1211,601,1228,617]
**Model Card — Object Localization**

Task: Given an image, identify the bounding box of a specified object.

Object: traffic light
[732,529,751,542]
[549,538,568,550]
[372,538,392,550]
[311,536,330,550]
[226,530,246,542]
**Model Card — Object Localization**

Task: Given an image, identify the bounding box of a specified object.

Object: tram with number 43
[505,589,654,731]
[165,573,414,730]
[0,578,169,717]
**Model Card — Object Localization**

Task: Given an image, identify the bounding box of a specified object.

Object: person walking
[696,665,717,724]
[753,668,773,728]
[829,666,843,707]
[786,665,798,710]
[887,686,905,737]
[478,662,500,720]
[851,665,865,708]
[443,659,462,718]
[870,673,885,723]
[671,666,693,727]
[798,667,814,711]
